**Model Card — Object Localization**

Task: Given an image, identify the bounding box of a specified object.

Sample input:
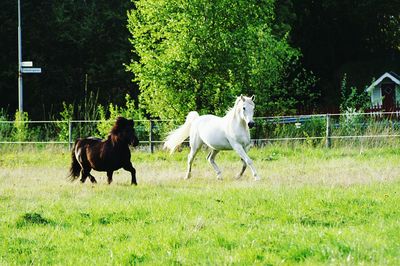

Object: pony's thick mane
[109,117,128,144]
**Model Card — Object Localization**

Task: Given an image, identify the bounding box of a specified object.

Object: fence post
[325,114,331,148]
[68,121,72,150]
[149,120,154,153]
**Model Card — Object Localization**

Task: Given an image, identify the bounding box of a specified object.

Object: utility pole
[17,0,42,113]
[18,0,23,113]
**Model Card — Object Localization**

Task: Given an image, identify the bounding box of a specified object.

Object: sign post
[17,0,42,113]
[18,0,23,112]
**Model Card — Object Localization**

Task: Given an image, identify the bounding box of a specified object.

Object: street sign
[21,67,42,74]
[21,61,33,67]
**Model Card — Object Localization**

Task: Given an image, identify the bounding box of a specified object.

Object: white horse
[164,95,260,181]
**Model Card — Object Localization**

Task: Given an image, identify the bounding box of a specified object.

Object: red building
[365,72,400,112]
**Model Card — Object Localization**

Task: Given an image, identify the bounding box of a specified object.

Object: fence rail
[2,112,400,151]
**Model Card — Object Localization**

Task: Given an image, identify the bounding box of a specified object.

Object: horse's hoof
[254,176,261,181]
[217,174,223,180]
[131,182,137,186]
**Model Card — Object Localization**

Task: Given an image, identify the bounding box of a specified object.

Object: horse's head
[111,117,139,147]
[237,95,256,128]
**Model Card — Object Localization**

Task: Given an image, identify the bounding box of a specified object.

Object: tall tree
[128,0,312,119]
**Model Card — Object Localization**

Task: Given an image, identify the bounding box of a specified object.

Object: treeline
[0,0,136,120]
[0,0,399,120]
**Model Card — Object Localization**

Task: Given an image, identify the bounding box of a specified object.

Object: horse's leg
[235,158,247,179]
[207,149,222,180]
[80,169,88,183]
[186,134,202,179]
[186,147,199,180]
[88,174,97,183]
[80,168,97,183]
[85,169,97,184]
[123,163,137,185]
[231,143,260,181]
[107,171,113,185]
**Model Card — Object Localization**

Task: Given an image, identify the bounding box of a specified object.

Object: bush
[97,94,147,139]
[57,102,74,142]
[12,111,29,142]
[0,109,12,141]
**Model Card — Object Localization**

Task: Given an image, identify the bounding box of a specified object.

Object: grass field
[0,145,399,265]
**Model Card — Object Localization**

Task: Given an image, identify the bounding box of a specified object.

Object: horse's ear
[251,95,255,101]
[240,95,245,101]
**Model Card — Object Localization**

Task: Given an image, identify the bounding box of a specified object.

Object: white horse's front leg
[231,143,260,181]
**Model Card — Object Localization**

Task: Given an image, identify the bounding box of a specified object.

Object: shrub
[12,111,29,142]
[57,102,74,142]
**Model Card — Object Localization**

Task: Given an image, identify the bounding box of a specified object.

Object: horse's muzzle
[248,121,255,128]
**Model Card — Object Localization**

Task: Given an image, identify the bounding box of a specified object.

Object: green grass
[0,145,399,265]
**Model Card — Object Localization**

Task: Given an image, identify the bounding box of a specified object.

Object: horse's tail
[68,140,81,181]
[164,111,199,154]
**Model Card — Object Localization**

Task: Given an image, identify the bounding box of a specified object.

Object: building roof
[366,72,400,92]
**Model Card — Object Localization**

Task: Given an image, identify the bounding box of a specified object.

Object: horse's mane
[225,97,241,118]
[225,95,254,119]
[109,117,129,144]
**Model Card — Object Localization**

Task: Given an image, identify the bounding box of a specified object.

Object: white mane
[225,96,254,120]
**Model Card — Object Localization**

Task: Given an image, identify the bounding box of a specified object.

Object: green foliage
[337,74,371,138]
[76,90,100,121]
[337,110,365,138]
[57,102,74,142]
[277,64,319,114]
[253,116,326,146]
[0,108,9,121]
[12,111,29,142]
[128,0,309,119]
[73,91,101,138]
[0,108,12,141]
[339,74,370,113]
[97,94,146,138]
[97,104,118,138]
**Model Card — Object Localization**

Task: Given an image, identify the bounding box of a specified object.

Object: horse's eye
[243,107,246,111]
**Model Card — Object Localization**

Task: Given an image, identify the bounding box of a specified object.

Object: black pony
[69,117,139,185]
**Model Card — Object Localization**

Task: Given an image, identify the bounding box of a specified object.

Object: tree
[0,0,137,119]
[289,0,400,112]
[127,0,311,119]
